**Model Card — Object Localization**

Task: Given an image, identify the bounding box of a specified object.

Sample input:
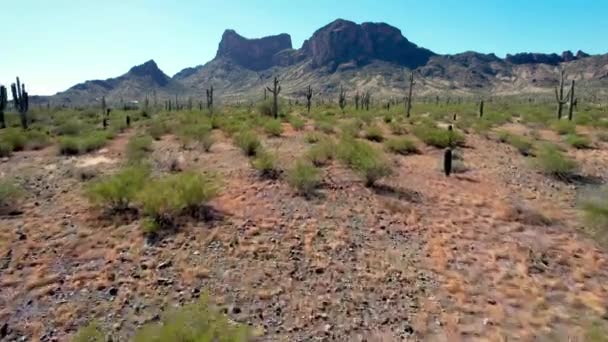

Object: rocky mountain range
[48,18,608,105]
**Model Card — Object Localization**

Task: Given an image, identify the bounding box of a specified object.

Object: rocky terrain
[45,19,608,106]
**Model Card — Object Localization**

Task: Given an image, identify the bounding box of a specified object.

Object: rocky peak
[127,60,170,86]
[216,29,293,70]
[505,52,563,65]
[561,50,575,62]
[301,19,434,70]
[576,50,590,59]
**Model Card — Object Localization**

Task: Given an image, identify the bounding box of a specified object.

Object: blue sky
[2,0,606,95]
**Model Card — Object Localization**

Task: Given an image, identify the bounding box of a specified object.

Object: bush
[0,179,23,215]
[337,138,393,186]
[534,144,578,178]
[384,137,418,155]
[58,136,81,155]
[287,160,320,196]
[413,124,465,148]
[0,142,12,157]
[177,123,212,148]
[551,120,576,135]
[148,120,168,140]
[304,132,321,144]
[263,119,283,137]
[339,121,361,138]
[80,132,110,153]
[597,132,608,142]
[306,139,335,166]
[565,134,591,149]
[126,134,153,163]
[314,120,335,134]
[25,130,51,150]
[257,100,273,116]
[56,119,86,136]
[289,116,305,131]
[498,132,534,156]
[133,295,251,342]
[389,122,408,135]
[201,133,215,152]
[85,166,149,212]
[137,172,220,232]
[234,131,261,156]
[251,149,280,178]
[580,187,608,246]
[364,125,384,142]
[1,128,27,151]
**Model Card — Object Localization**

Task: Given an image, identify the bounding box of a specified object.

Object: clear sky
[2,0,606,95]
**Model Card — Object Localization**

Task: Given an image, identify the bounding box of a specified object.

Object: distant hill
[47,18,608,106]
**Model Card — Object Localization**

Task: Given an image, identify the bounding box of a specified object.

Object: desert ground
[1,100,608,341]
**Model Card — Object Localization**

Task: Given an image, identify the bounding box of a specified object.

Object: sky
[2,0,607,95]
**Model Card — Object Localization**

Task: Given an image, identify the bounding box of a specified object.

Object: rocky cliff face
[506,50,592,65]
[216,29,293,71]
[300,19,435,70]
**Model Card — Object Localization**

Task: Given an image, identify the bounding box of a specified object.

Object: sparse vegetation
[580,187,608,246]
[498,131,534,156]
[287,159,320,196]
[306,139,336,166]
[251,149,280,178]
[0,179,23,215]
[551,119,576,135]
[337,137,393,186]
[364,125,384,142]
[384,137,418,155]
[126,134,153,163]
[413,123,465,148]
[234,130,261,156]
[534,143,578,178]
[565,134,591,149]
[86,166,150,212]
[263,119,283,137]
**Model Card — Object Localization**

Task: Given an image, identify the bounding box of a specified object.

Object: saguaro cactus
[479,100,484,118]
[0,85,7,129]
[354,92,360,110]
[101,96,107,119]
[338,86,346,113]
[10,77,29,129]
[305,85,313,114]
[206,86,214,113]
[266,77,281,119]
[567,80,576,121]
[444,148,452,177]
[555,69,573,120]
[405,72,415,118]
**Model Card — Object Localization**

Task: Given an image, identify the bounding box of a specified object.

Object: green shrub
[0,142,12,157]
[234,131,261,156]
[1,128,27,151]
[133,295,251,342]
[413,124,465,148]
[498,132,534,156]
[263,119,283,137]
[177,123,212,148]
[148,120,168,140]
[580,187,608,246]
[364,125,384,142]
[384,137,418,155]
[304,132,321,144]
[565,134,591,149]
[339,121,361,138]
[314,120,335,134]
[126,134,153,163]
[201,133,214,152]
[0,179,23,214]
[257,100,273,116]
[287,159,320,196]
[251,149,280,178]
[25,130,51,150]
[58,136,81,155]
[306,139,335,166]
[337,138,393,186]
[85,166,149,212]
[80,132,110,153]
[534,144,578,178]
[289,116,305,131]
[551,120,576,135]
[56,119,86,136]
[137,172,220,232]
[389,122,408,135]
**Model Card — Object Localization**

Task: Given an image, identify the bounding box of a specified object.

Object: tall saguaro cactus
[338,86,346,113]
[11,77,29,129]
[555,69,574,120]
[0,85,7,129]
[354,91,360,110]
[405,72,415,118]
[267,77,281,119]
[305,85,313,114]
[479,100,484,118]
[206,86,214,114]
[567,80,576,121]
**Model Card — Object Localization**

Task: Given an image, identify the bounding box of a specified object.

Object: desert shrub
[314,120,335,134]
[25,130,51,150]
[72,321,104,342]
[551,120,576,135]
[0,142,12,157]
[580,187,608,246]
[0,179,23,215]
[251,149,280,178]
[85,166,149,212]
[339,121,361,138]
[257,100,273,116]
[384,137,418,155]
[565,134,591,149]
[287,159,320,196]
[133,295,251,342]
[337,137,393,186]
[304,132,321,144]
[413,123,465,148]
[389,121,408,135]
[289,116,305,131]
[177,123,212,148]
[137,172,220,232]
[597,132,608,142]
[80,131,111,153]
[1,128,27,151]
[498,132,534,156]
[306,139,335,166]
[364,125,384,142]
[126,134,153,163]
[263,119,283,137]
[148,120,169,140]
[58,136,81,155]
[534,144,578,178]
[56,119,86,136]
[234,131,261,156]
[200,133,214,152]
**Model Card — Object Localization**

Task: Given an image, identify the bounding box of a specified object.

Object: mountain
[46,19,608,105]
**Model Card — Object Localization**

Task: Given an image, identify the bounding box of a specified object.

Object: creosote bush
[137,172,220,233]
[251,149,280,178]
[565,134,591,149]
[287,159,321,196]
[551,119,576,135]
[337,137,393,186]
[0,179,23,215]
[498,131,534,156]
[306,139,336,166]
[59,132,110,155]
[126,134,153,163]
[364,125,384,142]
[234,131,261,156]
[304,132,322,144]
[413,123,465,148]
[384,137,418,155]
[288,115,305,131]
[86,166,150,212]
[534,143,578,178]
[263,119,283,137]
